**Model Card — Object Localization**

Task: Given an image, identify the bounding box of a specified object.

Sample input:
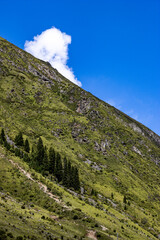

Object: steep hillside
[0,36,160,240]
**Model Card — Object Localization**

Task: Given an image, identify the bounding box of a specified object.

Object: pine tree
[31,146,36,162]
[36,137,44,165]
[24,139,30,153]
[70,166,75,189]
[43,146,49,170]
[67,161,71,187]
[74,167,80,191]
[15,148,21,157]
[123,195,127,204]
[49,147,55,174]
[55,152,63,182]
[15,132,24,146]
[23,152,30,162]
[62,157,68,186]
[0,128,5,142]
[91,189,94,196]
[111,192,114,199]
[4,140,10,150]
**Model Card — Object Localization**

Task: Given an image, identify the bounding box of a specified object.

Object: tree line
[0,129,80,191]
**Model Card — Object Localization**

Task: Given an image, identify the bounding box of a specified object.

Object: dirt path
[0,153,64,206]
[37,182,61,204]
[9,159,34,181]
[86,230,97,240]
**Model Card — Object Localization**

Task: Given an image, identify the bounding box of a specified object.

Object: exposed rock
[101,225,108,231]
[80,187,85,195]
[144,128,160,147]
[76,98,92,114]
[88,110,101,119]
[129,123,144,134]
[94,139,109,154]
[132,146,142,156]
[51,128,63,137]
[68,189,78,197]
[107,199,117,208]
[85,159,92,165]
[85,159,102,171]
[86,230,97,240]
[92,163,102,171]
[6,135,16,147]
[88,198,97,207]
[78,153,83,159]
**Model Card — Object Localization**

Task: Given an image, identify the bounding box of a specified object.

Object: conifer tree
[43,146,49,170]
[62,157,68,186]
[91,189,94,196]
[74,167,80,191]
[67,161,71,187]
[123,195,127,204]
[24,139,30,153]
[49,147,55,174]
[23,152,30,162]
[15,148,21,157]
[31,146,36,162]
[1,128,5,142]
[70,166,75,189]
[36,137,44,165]
[15,132,24,146]
[4,140,11,150]
[55,152,63,182]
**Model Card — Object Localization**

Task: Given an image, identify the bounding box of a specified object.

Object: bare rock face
[84,159,102,171]
[129,123,143,134]
[88,110,102,119]
[145,128,160,147]
[94,139,109,154]
[76,98,92,114]
[85,159,92,165]
[129,122,160,147]
[132,146,142,156]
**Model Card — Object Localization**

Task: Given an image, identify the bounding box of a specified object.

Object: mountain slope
[0,36,160,240]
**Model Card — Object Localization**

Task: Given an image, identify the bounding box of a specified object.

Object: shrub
[15,132,24,146]
[16,237,23,240]
[7,232,13,238]
[73,215,78,220]
[141,217,148,225]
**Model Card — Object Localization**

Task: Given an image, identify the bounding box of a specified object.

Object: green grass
[0,36,160,239]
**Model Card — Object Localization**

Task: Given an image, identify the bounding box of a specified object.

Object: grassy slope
[0,36,160,239]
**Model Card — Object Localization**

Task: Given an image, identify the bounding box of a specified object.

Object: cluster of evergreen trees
[0,129,80,191]
[0,128,11,150]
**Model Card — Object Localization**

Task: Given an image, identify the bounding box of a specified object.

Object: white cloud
[24,27,81,86]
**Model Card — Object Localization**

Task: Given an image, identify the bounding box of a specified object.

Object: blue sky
[0,0,160,135]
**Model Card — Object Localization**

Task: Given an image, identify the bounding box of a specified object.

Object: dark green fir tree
[0,128,5,142]
[70,166,75,189]
[123,195,127,204]
[36,137,44,165]
[43,146,49,171]
[15,132,24,146]
[49,147,55,174]
[24,138,30,153]
[67,161,71,187]
[62,157,68,186]
[74,167,80,191]
[55,152,63,182]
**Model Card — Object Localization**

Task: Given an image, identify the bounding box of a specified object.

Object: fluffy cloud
[24,27,81,86]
